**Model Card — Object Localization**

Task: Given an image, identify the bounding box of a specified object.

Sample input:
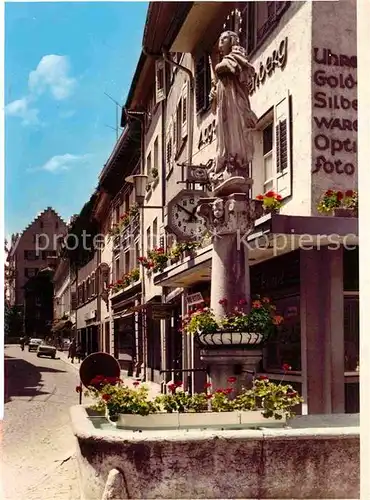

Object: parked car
[28,338,43,352]
[37,344,57,359]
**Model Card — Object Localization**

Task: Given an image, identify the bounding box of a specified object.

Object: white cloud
[5,97,40,126]
[5,54,77,126]
[29,153,91,174]
[28,55,76,100]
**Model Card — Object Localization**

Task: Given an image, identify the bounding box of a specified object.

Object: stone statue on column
[207,30,258,195]
[196,30,264,388]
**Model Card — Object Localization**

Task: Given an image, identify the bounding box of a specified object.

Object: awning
[51,320,73,333]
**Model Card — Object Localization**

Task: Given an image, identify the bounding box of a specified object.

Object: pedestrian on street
[68,338,77,363]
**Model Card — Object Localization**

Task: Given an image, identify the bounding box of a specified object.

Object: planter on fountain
[195,330,265,348]
[110,410,286,431]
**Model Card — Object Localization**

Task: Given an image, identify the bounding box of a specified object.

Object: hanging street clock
[165,190,208,241]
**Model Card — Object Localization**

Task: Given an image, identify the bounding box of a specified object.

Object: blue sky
[5,1,148,237]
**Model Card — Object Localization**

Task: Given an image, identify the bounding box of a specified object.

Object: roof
[98,119,141,198]
[121,1,193,119]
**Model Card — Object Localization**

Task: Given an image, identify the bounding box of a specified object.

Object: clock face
[168,190,207,240]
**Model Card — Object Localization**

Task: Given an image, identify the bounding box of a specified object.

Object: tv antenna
[104,92,122,141]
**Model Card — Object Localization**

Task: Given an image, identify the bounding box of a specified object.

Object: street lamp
[125,174,149,207]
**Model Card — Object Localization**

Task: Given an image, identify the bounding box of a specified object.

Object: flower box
[195,330,265,347]
[239,411,286,427]
[178,411,240,429]
[333,207,358,218]
[116,412,179,430]
[113,411,286,430]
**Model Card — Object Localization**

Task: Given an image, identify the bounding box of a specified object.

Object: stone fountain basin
[71,405,359,500]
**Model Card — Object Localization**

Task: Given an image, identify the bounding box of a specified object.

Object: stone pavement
[3,345,85,500]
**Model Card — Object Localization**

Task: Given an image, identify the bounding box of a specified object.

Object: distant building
[7,207,67,308]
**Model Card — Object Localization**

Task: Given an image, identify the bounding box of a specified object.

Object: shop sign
[249,37,288,95]
[186,292,204,307]
[149,304,174,320]
[312,47,357,177]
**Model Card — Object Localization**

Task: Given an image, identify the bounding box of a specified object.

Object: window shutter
[166,121,173,174]
[274,92,292,199]
[181,82,188,139]
[155,59,166,104]
[195,56,206,112]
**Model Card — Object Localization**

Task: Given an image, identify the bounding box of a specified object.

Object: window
[155,59,166,103]
[195,54,212,113]
[125,193,130,213]
[166,122,173,175]
[24,250,38,261]
[115,204,120,224]
[174,82,189,156]
[257,93,292,198]
[243,2,290,54]
[263,123,273,192]
[146,226,151,252]
[146,152,152,178]
[344,295,359,372]
[153,218,158,248]
[135,242,140,264]
[25,268,37,278]
[115,257,120,282]
[124,251,130,274]
[153,137,159,180]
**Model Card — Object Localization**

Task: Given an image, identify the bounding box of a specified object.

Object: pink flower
[218,298,228,306]
[227,376,237,383]
[282,363,292,372]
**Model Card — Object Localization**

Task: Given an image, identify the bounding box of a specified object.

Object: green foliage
[233,378,303,420]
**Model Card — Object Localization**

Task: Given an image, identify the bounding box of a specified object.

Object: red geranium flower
[133,381,140,387]
[102,394,111,402]
[168,383,176,393]
[259,375,269,381]
[227,376,237,383]
[225,387,233,394]
[237,298,247,306]
[206,394,213,399]
[252,300,262,309]
[219,298,228,306]
[204,382,212,389]
[282,363,292,372]
[345,190,354,197]
[256,194,264,200]
[276,194,282,201]
[265,190,275,198]
[75,385,82,393]
[326,189,333,196]
[336,191,344,201]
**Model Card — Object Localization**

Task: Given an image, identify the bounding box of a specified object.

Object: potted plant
[138,247,169,273]
[336,189,358,217]
[317,189,342,215]
[256,191,282,214]
[182,297,283,347]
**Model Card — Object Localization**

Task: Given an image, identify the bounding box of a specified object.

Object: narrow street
[3,344,84,500]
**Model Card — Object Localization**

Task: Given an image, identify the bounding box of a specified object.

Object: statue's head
[212,198,224,219]
[218,30,240,56]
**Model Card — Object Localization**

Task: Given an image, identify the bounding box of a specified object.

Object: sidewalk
[57,350,161,400]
